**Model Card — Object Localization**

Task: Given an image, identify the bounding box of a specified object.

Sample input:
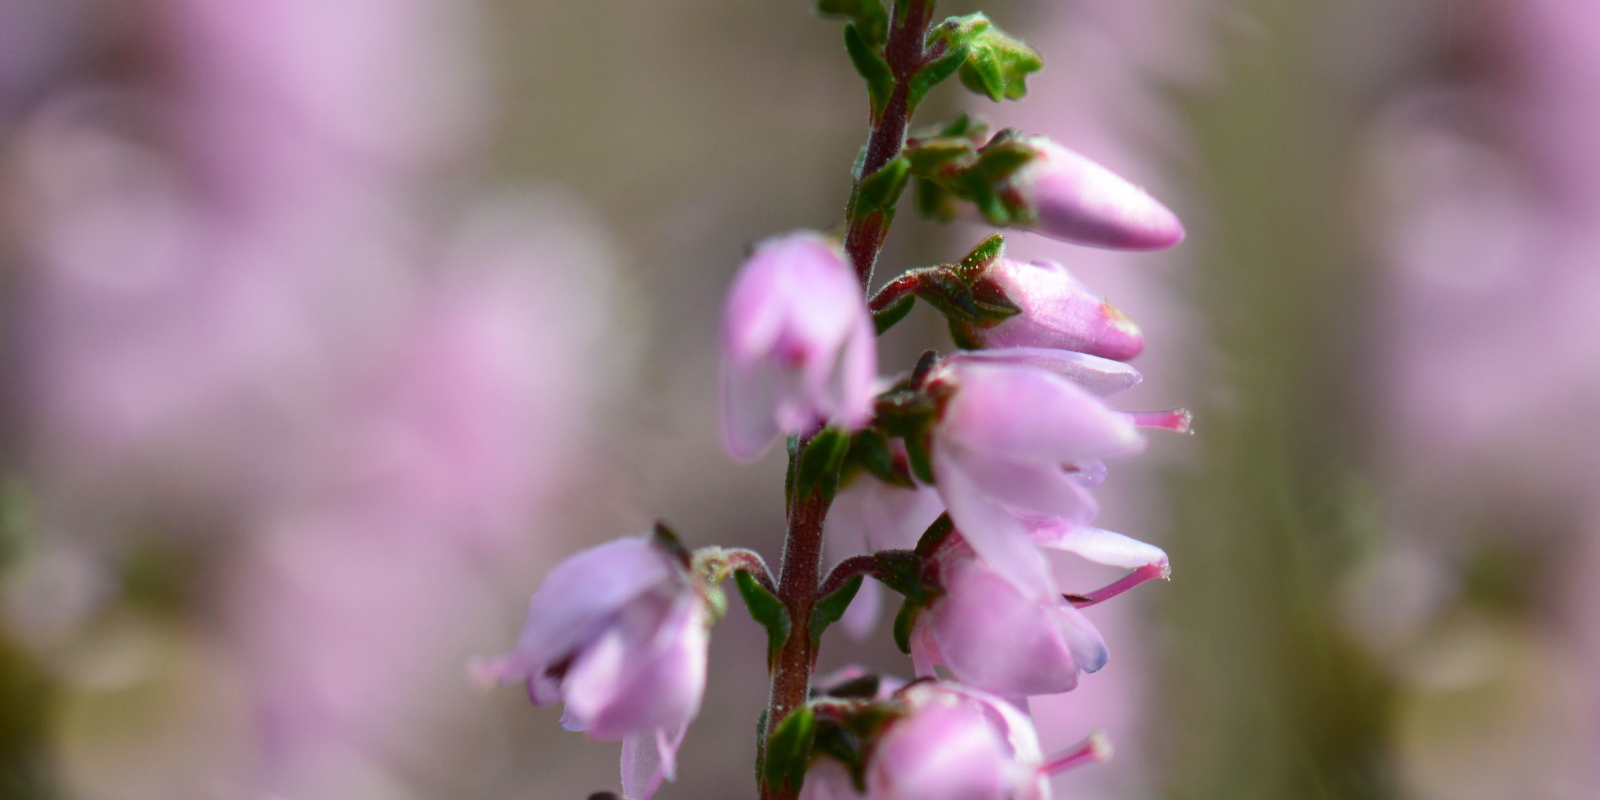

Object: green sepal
[948,317,982,349]
[846,429,915,489]
[938,112,988,139]
[810,575,864,648]
[892,598,921,654]
[822,673,882,699]
[912,266,979,321]
[903,137,977,176]
[915,513,955,556]
[735,570,791,671]
[854,156,911,219]
[872,293,916,335]
[973,134,1039,182]
[784,434,800,512]
[903,429,936,484]
[907,47,967,112]
[843,24,894,118]
[873,550,930,603]
[762,705,817,795]
[651,521,692,568]
[915,177,959,222]
[796,427,852,502]
[873,389,937,439]
[957,233,1005,275]
[815,0,888,46]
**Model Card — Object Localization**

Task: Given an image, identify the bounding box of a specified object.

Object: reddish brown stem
[843,0,940,291]
[760,6,941,799]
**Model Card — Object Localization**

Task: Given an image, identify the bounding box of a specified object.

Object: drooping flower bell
[474,535,709,800]
[994,135,1184,251]
[907,526,1170,701]
[951,258,1144,359]
[720,231,876,461]
[926,358,1144,596]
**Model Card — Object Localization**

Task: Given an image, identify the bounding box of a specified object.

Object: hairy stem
[761,461,830,800]
[843,0,939,291]
[760,7,941,798]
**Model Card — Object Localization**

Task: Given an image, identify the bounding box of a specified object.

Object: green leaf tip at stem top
[810,574,864,647]
[735,569,791,670]
[815,0,888,46]
[762,704,817,795]
[929,13,1043,103]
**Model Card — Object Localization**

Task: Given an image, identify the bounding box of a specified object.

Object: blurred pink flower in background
[0,1,620,797]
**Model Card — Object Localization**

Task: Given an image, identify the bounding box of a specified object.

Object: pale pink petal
[927,559,1080,696]
[946,348,1142,397]
[933,450,1054,598]
[1010,138,1185,251]
[940,362,1144,465]
[1031,523,1167,570]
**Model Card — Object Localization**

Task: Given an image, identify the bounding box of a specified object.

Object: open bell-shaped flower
[474,535,708,800]
[720,231,876,461]
[866,682,1051,800]
[996,135,1184,250]
[954,258,1144,360]
[927,358,1144,597]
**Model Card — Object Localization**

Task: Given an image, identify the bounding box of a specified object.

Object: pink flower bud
[910,542,1108,700]
[929,360,1144,596]
[720,231,876,461]
[958,258,1144,359]
[1002,137,1184,251]
[475,536,707,800]
[867,682,1050,800]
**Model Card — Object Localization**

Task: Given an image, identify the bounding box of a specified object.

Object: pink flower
[943,348,1144,397]
[825,476,946,637]
[720,231,876,461]
[476,536,708,800]
[1000,136,1184,251]
[909,527,1167,701]
[954,258,1145,360]
[928,359,1145,596]
[866,682,1050,800]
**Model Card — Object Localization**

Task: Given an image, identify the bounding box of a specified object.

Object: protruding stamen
[1065,560,1170,608]
[1129,408,1193,435]
[1040,730,1114,776]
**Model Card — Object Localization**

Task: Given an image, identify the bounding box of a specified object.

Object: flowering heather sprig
[483,1,1190,798]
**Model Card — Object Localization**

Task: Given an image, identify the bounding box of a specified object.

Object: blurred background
[1,0,1596,798]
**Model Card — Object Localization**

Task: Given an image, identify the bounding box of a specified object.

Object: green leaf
[938,112,988,139]
[762,705,817,795]
[843,24,894,118]
[796,427,852,502]
[932,14,1043,103]
[907,48,966,112]
[815,0,888,46]
[735,570,791,670]
[872,293,916,335]
[892,598,921,654]
[855,156,911,218]
[809,575,863,647]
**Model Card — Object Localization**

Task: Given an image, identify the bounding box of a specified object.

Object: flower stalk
[843,0,940,290]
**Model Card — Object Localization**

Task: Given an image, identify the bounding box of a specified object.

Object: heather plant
[479,2,1190,798]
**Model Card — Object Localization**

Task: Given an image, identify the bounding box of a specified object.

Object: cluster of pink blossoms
[483,4,1189,799]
